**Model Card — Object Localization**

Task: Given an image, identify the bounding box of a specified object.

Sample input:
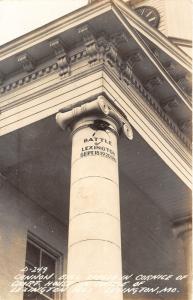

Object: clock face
[135,6,160,28]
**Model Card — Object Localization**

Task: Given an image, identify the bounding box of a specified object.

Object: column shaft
[67,118,123,300]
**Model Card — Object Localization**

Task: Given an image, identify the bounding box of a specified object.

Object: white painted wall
[164,0,192,40]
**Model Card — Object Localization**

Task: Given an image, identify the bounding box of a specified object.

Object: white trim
[26,232,64,300]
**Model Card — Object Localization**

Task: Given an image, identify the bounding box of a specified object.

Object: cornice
[0,0,191,76]
[0,0,112,61]
[111,5,192,111]
[0,33,191,152]
[112,0,192,72]
[0,47,86,96]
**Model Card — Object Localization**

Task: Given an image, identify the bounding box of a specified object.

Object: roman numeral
[148,16,156,22]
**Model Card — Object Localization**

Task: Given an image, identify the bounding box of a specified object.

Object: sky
[0,0,88,45]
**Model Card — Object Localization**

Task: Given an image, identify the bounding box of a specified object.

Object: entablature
[0,23,191,145]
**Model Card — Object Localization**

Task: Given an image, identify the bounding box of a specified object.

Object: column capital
[56,95,133,140]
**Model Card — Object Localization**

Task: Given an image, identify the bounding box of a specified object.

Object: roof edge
[113,0,192,73]
[0,0,112,61]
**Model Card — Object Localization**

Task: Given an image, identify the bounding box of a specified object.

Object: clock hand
[149,16,156,22]
[146,11,153,17]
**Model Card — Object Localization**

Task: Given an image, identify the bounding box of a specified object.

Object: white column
[173,219,192,300]
[56,96,133,300]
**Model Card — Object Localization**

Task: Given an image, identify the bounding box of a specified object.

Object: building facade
[0,1,192,300]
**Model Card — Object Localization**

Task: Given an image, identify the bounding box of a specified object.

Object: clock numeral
[146,11,152,18]
[135,6,160,28]
[140,8,145,16]
[148,17,156,22]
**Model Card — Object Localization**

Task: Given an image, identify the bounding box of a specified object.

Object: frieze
[0,49,87,95]
[71,49,87,63]
[0,63,58,95]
